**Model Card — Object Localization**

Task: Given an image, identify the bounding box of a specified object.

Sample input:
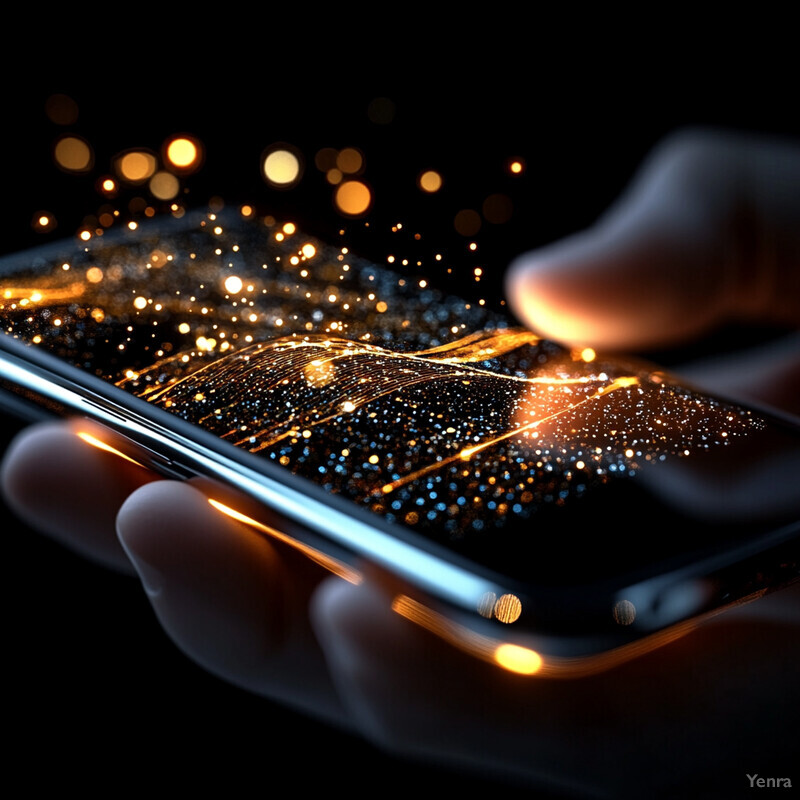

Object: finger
[312,577,800,796]
[0,418,156,573]
[117,479,350,727]
[506,130,800,350]
[676,331,800,417]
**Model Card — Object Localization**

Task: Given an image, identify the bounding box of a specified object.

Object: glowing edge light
[0,346,505,610]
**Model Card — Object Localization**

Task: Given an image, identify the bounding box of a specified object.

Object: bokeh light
[33,212,56,232]
[224,275,244,294]
[482,193,513,224]
[165,136,202,172]
[149,171,180,200]
[335,180,372,216]
[44,94,79,125]
[493,593,522,623]
[418,170,442,193]
[262,146,302,187]
[117,151,157,183]
[454,208,481,236]
[613,599,636,625]
[509,158,525,174]
[54,136,93,172]
[336,147,363,174]
[315,147,338,171]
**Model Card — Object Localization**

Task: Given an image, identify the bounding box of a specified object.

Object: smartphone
[1,209,798,676]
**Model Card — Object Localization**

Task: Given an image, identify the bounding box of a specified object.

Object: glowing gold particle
[335,180,371,216]
[263,148,301,186]
[133,296,148,310]
[418,170,443,193]
[118,151,157,182]
[509,159,524,174]
[304,359,336,386]
[224,275,244,294]
[301,243,316,259]
[376,301,388,313]
[581,347,596,362]
[178,322,191,334]
[86,267,103,283]
[149,171,180,200]
[494,644,542,675]
[166,137,199,169]
[196,336,216,351]
[54,136,93,172]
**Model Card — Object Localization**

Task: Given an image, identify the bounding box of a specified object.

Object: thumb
[506,130,800,350]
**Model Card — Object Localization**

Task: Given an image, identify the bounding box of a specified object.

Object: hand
[3,129,799,797]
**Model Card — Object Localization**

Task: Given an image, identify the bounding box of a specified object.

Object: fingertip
[1,419,152,573]
[505,231,650,349]
[117,479,287,677]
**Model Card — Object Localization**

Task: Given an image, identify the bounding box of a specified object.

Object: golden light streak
[392,594,542,675]
[392,594,706,678]
[207,498,360,583]
[494,644,543,674]
[76,431,147,468]
[0,283,87,304]
[381,374,641,495]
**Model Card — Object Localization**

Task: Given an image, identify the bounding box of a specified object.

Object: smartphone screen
[1,210,798,629]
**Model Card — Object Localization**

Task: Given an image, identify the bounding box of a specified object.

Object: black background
[2,48,798,797]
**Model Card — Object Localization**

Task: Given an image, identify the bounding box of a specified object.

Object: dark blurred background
[2,60,797,796]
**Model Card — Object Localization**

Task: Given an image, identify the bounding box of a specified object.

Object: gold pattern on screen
[0,212,762,542]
